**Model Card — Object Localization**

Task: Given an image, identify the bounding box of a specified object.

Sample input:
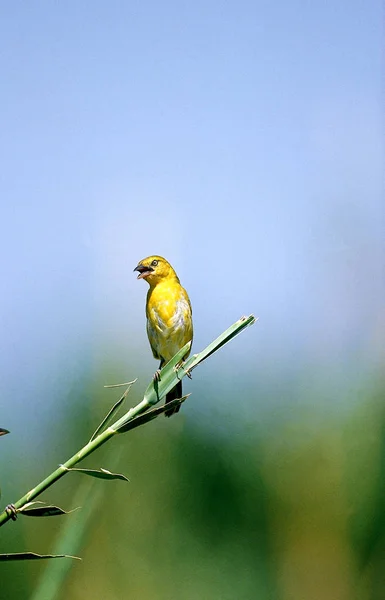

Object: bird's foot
[153,370,161,382]
[5,504,17,521]
[174,361,192,379]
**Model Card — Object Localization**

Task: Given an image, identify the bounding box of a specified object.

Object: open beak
[134,264,154,280]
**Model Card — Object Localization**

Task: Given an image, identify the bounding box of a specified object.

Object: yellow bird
[134,255,193,416]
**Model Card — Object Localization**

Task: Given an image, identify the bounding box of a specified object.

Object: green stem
[0,314,256,528]
[0,398,150,527]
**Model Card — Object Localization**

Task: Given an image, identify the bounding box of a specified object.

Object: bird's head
[134,256,178,285]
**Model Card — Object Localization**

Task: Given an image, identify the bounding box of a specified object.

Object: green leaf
[143,315,256,407]
[143,341,192,406]
[66,468,129,482]
[89,379,137,442]
[0,315,256,534]
[117,396,189,433]
[0,552,80,561]
[186,314,257,371]
[0,428,9,436]
[19,502,76,517]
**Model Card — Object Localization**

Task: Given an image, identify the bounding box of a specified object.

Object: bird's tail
[164,381,182,417]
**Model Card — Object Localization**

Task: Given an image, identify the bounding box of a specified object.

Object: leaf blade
[186,315,257,371]
[67,468,129,482]
[143,341,191,406]
[0,552,80,561]
[142,316,256,407]
[19,504,76,517]
[117,396,189,433]
[89,379,137,442]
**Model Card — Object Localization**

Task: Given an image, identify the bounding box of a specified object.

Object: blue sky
[0,2,382,427]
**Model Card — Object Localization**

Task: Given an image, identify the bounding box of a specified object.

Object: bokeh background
[1,2,384,599]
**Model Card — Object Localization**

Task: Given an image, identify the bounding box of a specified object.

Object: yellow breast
[146,280,193,363]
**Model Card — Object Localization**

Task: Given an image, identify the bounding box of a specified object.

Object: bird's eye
[151,260,158,267]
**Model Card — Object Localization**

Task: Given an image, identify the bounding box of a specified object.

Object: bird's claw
[174,361,192,379]
[5,504,17,521]
[153,370,161,382]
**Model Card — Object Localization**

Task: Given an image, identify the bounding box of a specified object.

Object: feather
[135,255,193,417]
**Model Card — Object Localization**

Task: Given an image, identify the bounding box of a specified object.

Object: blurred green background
[1,2,383,599]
